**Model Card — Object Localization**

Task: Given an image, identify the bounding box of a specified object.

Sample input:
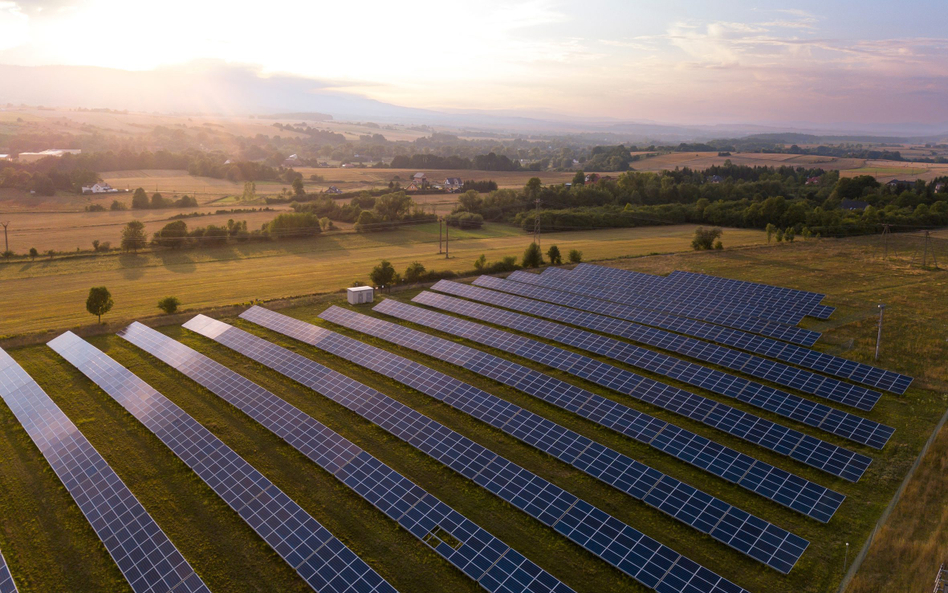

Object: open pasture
[631,151,866,172]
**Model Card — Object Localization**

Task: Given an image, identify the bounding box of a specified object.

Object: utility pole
[1,221,9,253]
[923,230,930,268]
[882,223,890,259]
[533,198,541,250]
[439,217,443,254]
[844,542,849,574]
[875,304,885,361]
[445,217,449,259]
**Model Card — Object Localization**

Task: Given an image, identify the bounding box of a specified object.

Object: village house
[840,199,870,211]
[443,177,463,191]
[282,154,301,167]
[584,173,600,184]
[707,175,723,184]
[81,182,119,194]
[805,176,822,185]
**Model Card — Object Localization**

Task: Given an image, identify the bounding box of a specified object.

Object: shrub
[158,296,181,314]
[473,254,487,270]
[370,260,398,287]
[568,249,582,263]
[546,245,562,265]
[691,227,723,250]
[713,240,723,250]
[29,247,38,260]
[522,243,544,268]
[404,262,427,283]
[265,212,322,238]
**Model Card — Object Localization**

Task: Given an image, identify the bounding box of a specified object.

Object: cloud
[0,2,29,51]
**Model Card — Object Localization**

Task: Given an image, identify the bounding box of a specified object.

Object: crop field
[1,207,288,253]
[840,160,948,182]
[0,233,944,593]
[294,167,577,192]
[0,223,768,337]
[631,151,866,172]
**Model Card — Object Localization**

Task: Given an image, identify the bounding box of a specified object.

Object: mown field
[0,223,769,337]
[0,234,943,593]
[631,151,866,173]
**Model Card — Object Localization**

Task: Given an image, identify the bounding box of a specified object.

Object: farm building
[585,173,600,184]
[282,154,301,167]
[81,183,119,194]
[707,175,724,184]
[17,149,81,163]
[806,176,822,185]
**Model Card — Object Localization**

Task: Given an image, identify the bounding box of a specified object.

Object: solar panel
[0,346,211,593]
[122,321,575,593]
[314,305,846,524]
[47,332,398,593]
[238,305,810,573]
[560,269,809,326]
[0,548,18,593]
[509,267,821,346]
[437,280,890,431]
[487,272,912,395]
[569,265,834,321]
[183,314,760,587]
[382,296,871,484]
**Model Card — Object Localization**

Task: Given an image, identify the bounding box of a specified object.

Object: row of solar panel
[44,333,398,593]
[236,305,810,572]
[436,280,893,449]
[0,548,17,593]
[381,296,872,484]
[316,305,845,524]
[167,317,747,593]
[562,267,810,326]
[532,267,821,346]
[0,347,212,593]
[490,271,912,395]
[569,265,834,323]
[649,270,833,322]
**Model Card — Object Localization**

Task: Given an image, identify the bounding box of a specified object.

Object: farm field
[1,207,286,253]
[0,223,768,337]
[631,151,867,172]
[0,234,943,593]
[840,160,948,182]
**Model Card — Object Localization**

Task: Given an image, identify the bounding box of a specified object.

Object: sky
[1,0,947,125]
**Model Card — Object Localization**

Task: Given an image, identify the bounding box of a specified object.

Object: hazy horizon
[1,0,947,128]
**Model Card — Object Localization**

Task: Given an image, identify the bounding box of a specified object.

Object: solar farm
[0,262,938,593]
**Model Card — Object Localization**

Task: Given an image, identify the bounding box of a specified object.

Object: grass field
[0,234,944,593]
[631,151,866,173]
[0,223,768,337]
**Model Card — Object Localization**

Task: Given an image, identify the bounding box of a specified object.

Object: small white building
[346,286,374,305]
[81,183,118,194]
[17,149,81,163]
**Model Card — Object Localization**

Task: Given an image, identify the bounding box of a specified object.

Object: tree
[375,192,413,221]
[522,242,544,268]
[131,187,149,209]
[150,192,166,209]
[784,227,795,243]
[157,296,180,314]
[457,190,482,213]
[121,220,147,252]
[292,177,305,197]
[571,170,586,186]
[370,260,397,287]
[568,249,583,263]
[765,223,776,243]
[546,245,562,265]
[92,240,100,252]
[29,247,37,261]
[404,262,427,283]
[46,249,55,259]
[525,177,542,198]
[110,200,127,211]
[242,181,256,202]
[691,227,723,251]
[474,254,487,270]
[154,220,189,248]
[86,286,113,323]
[1,250,13,259]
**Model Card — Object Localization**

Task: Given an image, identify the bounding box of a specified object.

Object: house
[886,179,910,189]
[443,177,463,191]
[805,176,822,185]
[81,182,119,194]
[935,182,946,193]
[840,199,870,211]
[0,154,9,161]
[405,181,423,191]
[282,154,301,167]
[584,173,600,184]
[324,186,342,194]
[707,175,724,184]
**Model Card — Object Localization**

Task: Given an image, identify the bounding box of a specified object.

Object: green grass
[0,233,944,592]
[0,223,768,337]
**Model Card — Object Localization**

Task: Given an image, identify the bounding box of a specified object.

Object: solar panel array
[317,305,846,524]
[183,315,746,593]
[239,305,809,573]
[384,296,871,484]
[568,266,832,324]
[47,332,397,593]
[0,548,17,593]
[434,281,893,448]
[121,321,578,593]
[527,267,820,346]
[483,272,912,395]
[0,346,211,593]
